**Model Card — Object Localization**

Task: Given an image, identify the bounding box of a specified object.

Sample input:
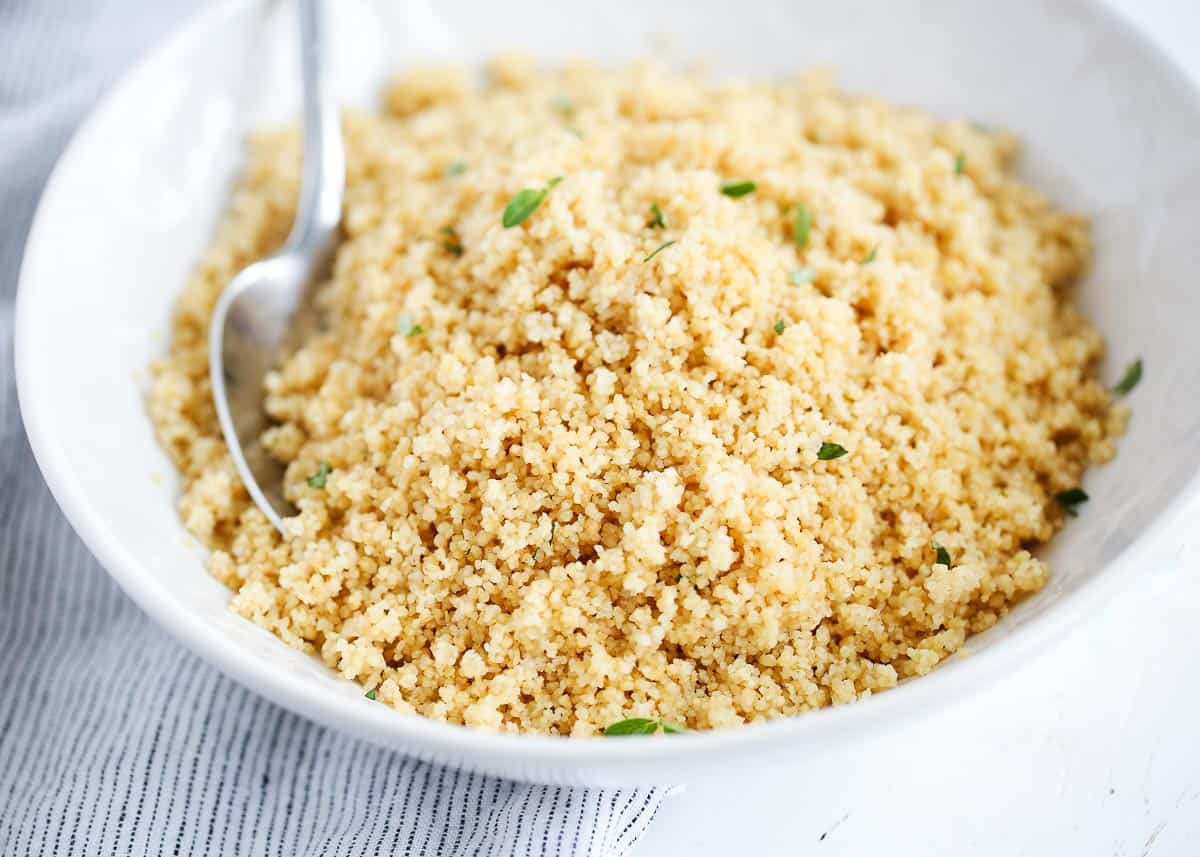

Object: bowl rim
[14,0,1200,775]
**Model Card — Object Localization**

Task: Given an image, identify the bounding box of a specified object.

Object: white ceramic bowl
[15,0,1200,786]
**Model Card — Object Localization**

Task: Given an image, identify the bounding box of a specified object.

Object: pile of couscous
[149,58,1126,735]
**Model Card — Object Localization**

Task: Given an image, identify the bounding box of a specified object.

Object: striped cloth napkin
[0,2,666,853]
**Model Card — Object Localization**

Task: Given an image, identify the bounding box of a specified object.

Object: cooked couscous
[149,58,1125,735]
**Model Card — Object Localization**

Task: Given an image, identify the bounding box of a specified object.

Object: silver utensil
[208,0,343,534]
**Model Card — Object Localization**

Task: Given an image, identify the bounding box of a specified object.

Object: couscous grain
[149,60,1125,735]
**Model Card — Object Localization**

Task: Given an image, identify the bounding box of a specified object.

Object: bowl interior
[16,0,1200,785]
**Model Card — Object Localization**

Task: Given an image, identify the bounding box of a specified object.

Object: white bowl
[15,0,1200,786]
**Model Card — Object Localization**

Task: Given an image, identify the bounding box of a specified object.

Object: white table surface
[633,2,1200,854]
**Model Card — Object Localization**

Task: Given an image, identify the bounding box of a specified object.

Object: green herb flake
[793,204,812,249]
[773,319,786,335]
[444,161,467,177]
[1112,358,1142,396]
[720,180,757,198]
[550,94,575,118]
[440,225,463,257]
[790,267,816,286]
[305,461,331,489]
[1055,487,1089,517]
[603,717,690,736]
[503,189,547,228]
[502,177,563,228]
[603,717,660,736]
[817,442,848,461]
[648,203,667,229]
[932,541,952,567]
[862,245,878,264]
[365,688,378,701]
[644,240,677,262]
[397,313,425,338]
[954,152,966,176]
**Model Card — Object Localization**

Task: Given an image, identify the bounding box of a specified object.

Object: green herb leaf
[550,94,575,118]
[1112,358,1142,396]
[793,204,811,249]
[565,125,585,139]
[1055,487,1088,517]
[773,319,786,335]
[644,240,677,262]
[817,442,848,461]
[503,188,547,228]
[954,152,966,176]
[932,541,952,567]
[648,203,667,229]
[603,717,662,736]
[365,688,378,701]
[862,245,878,264]
[306,461,331,489]
[603,717,689,736]
[397,313,426,338]
[502,178,563,228]
[720,180,757,198]
[445,161,467,177]
[790,267,816,286]
[440,225,463,257]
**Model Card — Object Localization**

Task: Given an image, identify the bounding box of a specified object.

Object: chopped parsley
[440,225,463,257]
[644,240,677,262]
[1112,358,1142,395]
[954,152,966,175]
[862,245,878,264]
[1055,487,1089,517]
[720,180,757,198]
[793,204,811,249]
[648,202,667,229]
[550,94,575,118]
[603,717,690,736]
[773,319,786,335]
[444,161,467,177]
[306,462,331,489]
[932,541,952,567]
[791,267,816,286]
[817,442,848,461]
[396,313,425,338]
[502,177,563,228]
[365,688,378,700]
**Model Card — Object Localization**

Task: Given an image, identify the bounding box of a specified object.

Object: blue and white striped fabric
[0,2,666,853]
